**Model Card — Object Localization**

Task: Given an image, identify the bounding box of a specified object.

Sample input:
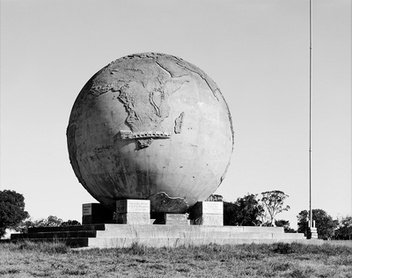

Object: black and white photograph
[1,0,393,277]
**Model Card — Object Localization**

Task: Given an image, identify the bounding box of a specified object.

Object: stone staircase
[11,224,307,248]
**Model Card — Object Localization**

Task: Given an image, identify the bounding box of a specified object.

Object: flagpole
[308,0,313,234]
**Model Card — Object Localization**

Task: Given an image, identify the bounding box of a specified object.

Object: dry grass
[0,241,351,277]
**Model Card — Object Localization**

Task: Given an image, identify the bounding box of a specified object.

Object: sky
[1,0,351,229]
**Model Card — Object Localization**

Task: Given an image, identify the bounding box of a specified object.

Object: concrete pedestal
[116,200,151,225]
[82,203,114,224]
[165,213,190,225]
[10,224,308,248]
[189,201,223,226]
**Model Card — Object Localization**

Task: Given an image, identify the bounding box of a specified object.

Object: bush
[271,243,294,254]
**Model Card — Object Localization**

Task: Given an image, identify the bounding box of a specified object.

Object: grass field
[0,241,351,277]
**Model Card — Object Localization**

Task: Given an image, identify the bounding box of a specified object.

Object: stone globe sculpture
[67,53,234,213]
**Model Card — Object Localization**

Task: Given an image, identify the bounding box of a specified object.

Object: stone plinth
[165,214,189,225]
[82,203,114,224]
[189,201,223,226]
[116,200,150,225]
[10,224,308,248]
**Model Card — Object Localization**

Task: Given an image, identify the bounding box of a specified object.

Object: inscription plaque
[82,204,92,216]
[116,199,150,213]
[202,201,223,214]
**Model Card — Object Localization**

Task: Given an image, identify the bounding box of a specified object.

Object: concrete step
[96,230,276,239]
[27,224,106,233]
[11,230,97,240]
[88,237,308,248]
[102,224,285,234]
[10,224,305,249]
[95,224,287,239]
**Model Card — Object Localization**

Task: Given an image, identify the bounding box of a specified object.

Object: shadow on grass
[5,240,70,254]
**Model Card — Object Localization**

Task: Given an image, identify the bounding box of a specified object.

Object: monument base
[189,201,223,226]
[11,199,308,248]
[116,200,151,225]
[10,224,307,248]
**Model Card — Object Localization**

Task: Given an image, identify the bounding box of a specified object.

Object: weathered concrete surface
[189,201,223,226]
[11,224,307,248]
[88,237,308,249]
[67,53,234,213]
[90,225,306,248]
[165,214,190,225]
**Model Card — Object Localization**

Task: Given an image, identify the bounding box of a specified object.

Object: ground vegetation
[0,190,29,237]
[0,241,351,277]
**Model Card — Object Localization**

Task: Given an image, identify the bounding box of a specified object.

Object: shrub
[271,242,294,254]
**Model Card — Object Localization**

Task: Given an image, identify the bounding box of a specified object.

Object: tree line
[0,190,81,237]
[215,192,351,240]
[1,189,351,240]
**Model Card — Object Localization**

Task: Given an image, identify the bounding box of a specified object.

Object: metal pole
[308,0,313,232]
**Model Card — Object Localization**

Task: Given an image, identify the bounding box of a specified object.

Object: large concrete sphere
[67,53,234,213]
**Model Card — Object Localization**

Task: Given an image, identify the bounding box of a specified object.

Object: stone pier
[116,200,151,225]
[189,201,223,226]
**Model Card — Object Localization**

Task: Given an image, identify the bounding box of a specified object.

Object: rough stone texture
[189,201,224,226]
[116,213,150,225]
[67,53,234,213]
[115,200,150,225]
[116,200,150,213]
[89,225,307,248]
[165,214,189,225]
[11,224,309,248]
[200,214,224,226]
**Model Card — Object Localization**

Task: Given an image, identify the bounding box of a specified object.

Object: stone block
[115,200,150,225]
[82,203,114,224]
[203,201,223,214]
[117,213,150,225]
[189,201,223,226]
[116,199,150,213]
[165,214,189,225]
[201,214,223,226]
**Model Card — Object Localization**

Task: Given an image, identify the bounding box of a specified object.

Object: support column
[116,199,151,225]
[189,201,223,226]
